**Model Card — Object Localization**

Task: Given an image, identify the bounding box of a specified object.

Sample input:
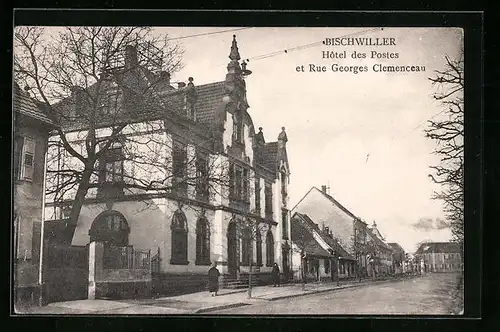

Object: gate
[44,243,89,303]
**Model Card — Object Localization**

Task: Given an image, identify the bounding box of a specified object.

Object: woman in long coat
[272,263,280,287]
[208,262,220,296]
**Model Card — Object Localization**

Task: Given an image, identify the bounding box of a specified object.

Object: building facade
[293,186,372,276]
[44,36,292,295]
[365,221,393,276]
[13,82,55,304]
[291,212,355,282]
[293,186,394,278]
[415,242,463,273]
[388,242,405,274]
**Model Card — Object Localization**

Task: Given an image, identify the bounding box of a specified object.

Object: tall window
[18,136,35,181]
[196,152,209,200]
[265,183,273,218]
[280,169,287,205]
[281,209,288,239]
[172,140,187,196]
[229,163,249,202]
[256,228,262,266]
[99,141,124,184]
[241,227,252,266]
[170,210,188,265]
[232,111,243,143]
[195,217,210,265]
[266,230,274,266]
[255,179,261,213]
[100,88,120,115]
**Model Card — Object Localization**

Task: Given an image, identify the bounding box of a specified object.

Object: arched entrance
[227,221,238,279]
[89,210,130,247]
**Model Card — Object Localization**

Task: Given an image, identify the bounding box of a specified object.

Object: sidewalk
[16,274,422,315]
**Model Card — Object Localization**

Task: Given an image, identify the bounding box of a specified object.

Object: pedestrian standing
[272,263,281,287]
[208,262,220,296]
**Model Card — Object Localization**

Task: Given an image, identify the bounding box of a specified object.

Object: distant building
[415,242,463,273]
[13,82,56,304]
[293,186,393,278]
[366,221,393,275]
[388,243,405,274]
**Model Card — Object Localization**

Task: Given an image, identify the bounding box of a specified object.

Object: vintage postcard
[13,23,467,315]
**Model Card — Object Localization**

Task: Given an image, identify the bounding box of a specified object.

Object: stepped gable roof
[13,82,54,125]
[415,242,461,254]
[291,213,333,258]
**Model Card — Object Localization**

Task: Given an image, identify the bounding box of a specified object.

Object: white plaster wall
[222,115,233,152]
[243,124,254,163]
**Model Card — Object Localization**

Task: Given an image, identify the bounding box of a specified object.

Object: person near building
[272,262,281,287]
[208,262,220,296]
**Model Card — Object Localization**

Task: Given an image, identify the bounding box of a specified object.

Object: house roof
[13,83,55,126]
[292,212,355,260]
[415,242,461,254]
[366,227,392,251]
[388,243,405,253]
[261,142,279,171]
[291,213,333,258]
[293,187,361,222]
[192,81,226,125]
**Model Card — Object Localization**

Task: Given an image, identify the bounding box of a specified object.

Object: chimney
[124,45,138,69]
[325,226,330,234]
[321,185,327,193]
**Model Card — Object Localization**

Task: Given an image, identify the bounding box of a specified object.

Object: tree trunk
[68,165,94,226]
[301,256,306,291]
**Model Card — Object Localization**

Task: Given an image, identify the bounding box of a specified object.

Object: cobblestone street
[212,272,463,315]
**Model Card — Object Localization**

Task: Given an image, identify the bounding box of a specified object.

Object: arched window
[170,210,188,265]
[256,228,262,266]
[196,217,211,265]
[241,227,252,266]
[89,211,129,246]
[266,230,274,267]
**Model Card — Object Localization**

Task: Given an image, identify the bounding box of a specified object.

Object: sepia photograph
[12,23,466,315]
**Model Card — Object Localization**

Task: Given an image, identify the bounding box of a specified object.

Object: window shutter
[15,136,24,180]
[22,137,35,181]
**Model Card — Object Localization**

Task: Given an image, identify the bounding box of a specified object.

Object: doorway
[227,221,238,279]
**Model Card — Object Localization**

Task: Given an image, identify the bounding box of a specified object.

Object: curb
[261,276,421,301]
[194,302,251,314]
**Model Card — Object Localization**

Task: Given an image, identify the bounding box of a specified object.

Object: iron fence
[103,246,151,270]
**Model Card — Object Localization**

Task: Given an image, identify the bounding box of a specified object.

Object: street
[211,273,462,315]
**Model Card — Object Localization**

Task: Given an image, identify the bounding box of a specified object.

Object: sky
[155,27,463,253]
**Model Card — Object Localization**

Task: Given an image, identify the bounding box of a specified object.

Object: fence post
[131,247,135,269]
[88,241,104,300]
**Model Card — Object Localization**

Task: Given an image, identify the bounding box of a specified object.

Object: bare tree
[425,52,464,251]
[14,26,233,223]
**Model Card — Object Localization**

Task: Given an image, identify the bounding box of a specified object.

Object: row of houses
[13,34,463,306]
[289,186,404,281]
